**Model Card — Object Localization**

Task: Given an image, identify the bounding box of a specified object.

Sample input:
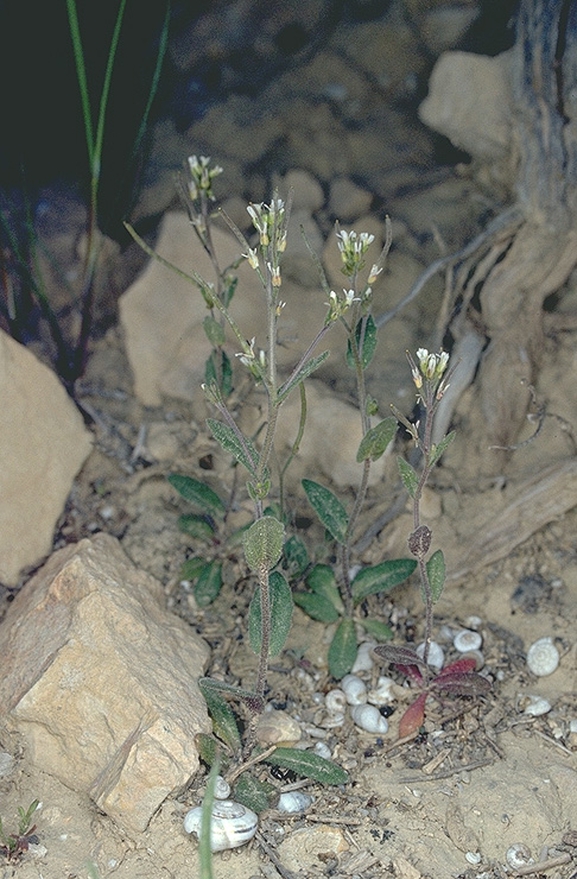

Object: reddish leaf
[436,657,477,677]
[398,692,427,738]
[394,663,425,686]
[430,671,491,697]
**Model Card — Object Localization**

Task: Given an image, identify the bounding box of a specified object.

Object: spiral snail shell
[183,799,258,852]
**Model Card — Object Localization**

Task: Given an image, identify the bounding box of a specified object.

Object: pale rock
[329,177,373,222]
[419,50,514,161]
[0,329,92,585]
[280,169,324,212]
[420,7,480,54]
[0,533,210,834]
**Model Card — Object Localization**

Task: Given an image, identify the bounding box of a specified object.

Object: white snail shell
[341,674,368,706]
[213,775,231,800]
[184,799,258,852]
[325,688,347,713]
[505,843,533,870]
[351,703,389,735]
[526,637,559,676]
[351,640,377,673]
[367,676,396,706]
[453,629,483,653]
[416,640,445,671]
[313,741,332,760]
[518,694,551,717]
[277,791,313,813]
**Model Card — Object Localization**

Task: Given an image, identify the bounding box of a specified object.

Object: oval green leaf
[307,564,344,614]
[168,474,225,515]
[346,315,377,371]
[198,680,242,753]
[328,617,357,680]
[356,417,397,463]
[352,558,417,603]
[293,591,341,623]
[302,479,349,545]
[194,560,223,606]
[397,456,419,498]
[249,571,293,656]
[177,514,215,542]
[426,549,445,603]
[265,747,348,785]
[243,516,285,572]
[207,418,259,476]
[360,618,394,641]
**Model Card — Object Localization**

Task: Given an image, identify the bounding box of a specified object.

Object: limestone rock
[0,330,92,585]
[0,533,210,834]
[419,50,514,161]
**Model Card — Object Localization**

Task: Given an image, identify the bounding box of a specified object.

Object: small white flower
[243,247,259,270]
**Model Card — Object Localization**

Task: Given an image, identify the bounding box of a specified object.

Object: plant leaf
[352,558,417,603]
[356,417,397,463]
[360,618,394,641]
[180,556,209,581]
[177,514,215,542]
[429,430,456,467]
[203,314,226,346]
[194,560,223,606]
[249,571,293,656]
[205,350,233,398]
[198,680,242,753]
[207,418,259,476]
[426,549,445,603]
[168,474,225,515]
[277,351,330,403]
[307,564,344,614]
[328,617,357,680]
[265,747,348,785]
[397,456,419,498]
[302,479,349,545]
[374,644,427,670]
[346,315,377,371]
[243,516,285,572]
[196,732,219,767]
[293,591,341,623]
[234,774,277,814]
[398,692,427,738]
[430,671,491,697]
[282,535,309,579]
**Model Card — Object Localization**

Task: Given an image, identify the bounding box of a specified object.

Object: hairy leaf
[198,680,242,753]
[426,549,445,603]
[346,315,377,371]
[283,535,309,579]
[356,417,397,463]
[203,314,226,346]
[293,591,341,623]
[249,571,293,656]
[374,644,427,670]
[243,516,285,572]
[168,474,225,515]
[307,564,344,614]
[352,558,417,603]
[207,418,259,476]
[429,430,456,467]
[302,479,349,545]
[360,618,393,641]
[328,617,357,680]
[397,456,419,498]
[194,560,223,606]
[234,774,277,814]
[265,747,349,785]
[177,513,215,542]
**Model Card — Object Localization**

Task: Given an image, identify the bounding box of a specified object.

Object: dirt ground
[2,2,577,878]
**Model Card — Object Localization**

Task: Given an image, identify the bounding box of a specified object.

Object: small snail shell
[325,688,347,713]
[518,694,551,717]
[416,641,445,671]
[341,674,368,706]
[351,640,377,673]
[214,775,231,800]
[277,791,313,813]
[367,676,396,706]
[453,629,483,653]
[505,843,533,870]
[526,637,559,676]
[184,800,258,852]
[351,703,389,735]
